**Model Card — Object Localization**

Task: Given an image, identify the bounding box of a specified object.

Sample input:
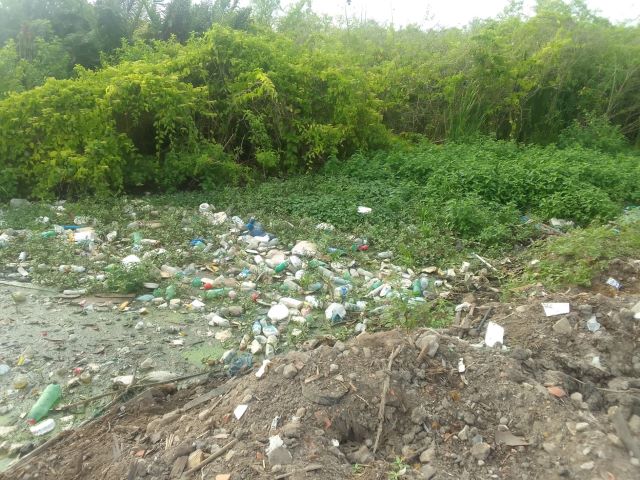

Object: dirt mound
[4,288,640,480]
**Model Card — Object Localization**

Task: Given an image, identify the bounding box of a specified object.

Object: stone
[347,445,373,464]
[282,365,298,379]
[608,433,623,447]
[419,465,437,480]
[291,241,318,257]
[227,306,244,317]
[416,334,439,358]
[542,442,557,454]
[579,461,594,471]
[577,305,593,316]
[9,198,30,208]
[0,426,17,439]
[411,405,428,425]
[215,475,231,480]
[170,456,188,478]
[619,308,635,323]
[628,415,640,434]
[575,422,589,432]
[187,449,205,469]
[281,421,301,438]
[470,442,491,461]
[420,447,436,463]
[570,392,583,406]
[267,446,293,465]
[463,412,476,425]
[552,317,572,336]
[329,363,339,373]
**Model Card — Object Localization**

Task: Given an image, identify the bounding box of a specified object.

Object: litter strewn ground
[1,200,639,479]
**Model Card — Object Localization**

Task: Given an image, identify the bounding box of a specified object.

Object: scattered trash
[29,418,56,436]
[586,316,601,332]
[484,322,504,347]
[542,302,570,317]
[495,429,530,446]
[547,386,567,398]
[233,404,248,420]
[357,206,372,214]
[458,358,466,373]
[606,277,621,290]
[26,383,62,424]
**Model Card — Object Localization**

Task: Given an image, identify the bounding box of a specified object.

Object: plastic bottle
[246,218,266,237]
[412,279,423,297]
[165,284,177,300]
[26,384,62,424]
[131,232,142,251]
[191,277,203,288]
[274,261,289,273]
[41,230,57,239]
[203,288,228,299]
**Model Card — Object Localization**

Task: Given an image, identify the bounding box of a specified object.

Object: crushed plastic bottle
[26,384,62,424]
[228,354,253,377]
[246,217,266,237]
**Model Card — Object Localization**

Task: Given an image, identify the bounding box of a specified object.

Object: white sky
[264,1,639,27]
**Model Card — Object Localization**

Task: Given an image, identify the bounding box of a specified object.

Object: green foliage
[510,210,640,290]
[557,113,629,153]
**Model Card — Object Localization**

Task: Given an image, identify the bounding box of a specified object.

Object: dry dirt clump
[4,290,640,480]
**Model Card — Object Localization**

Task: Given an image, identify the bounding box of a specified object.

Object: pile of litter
[3,289,640,479]
[0,199,502,472]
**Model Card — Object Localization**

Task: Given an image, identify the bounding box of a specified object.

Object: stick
[373,346,403,454]
[2,430,72,475]
[0,280,57,292]
[182,439,238,476]
[472,253,497,272]
[57,371,213,411]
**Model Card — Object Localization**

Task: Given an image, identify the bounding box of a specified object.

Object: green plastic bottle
[203,288,227,299]
[274,261,289,273]
[412,279,423,297]
[41,231,56,239]
[165,284,177,300]
[191,277,203,288]
[26,384,61,424]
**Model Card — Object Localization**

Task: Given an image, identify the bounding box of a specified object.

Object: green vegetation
[509,209,640,290]
[0,1,639,202]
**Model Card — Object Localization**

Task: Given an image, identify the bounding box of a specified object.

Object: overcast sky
[257,1,639,27]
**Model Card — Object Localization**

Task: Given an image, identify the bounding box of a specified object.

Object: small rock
[629,415,640,434]
[420,465,437,480]
[579,461,594,471]
[542,442,557,454]
[187,449,205,469]
[470,442,491,460]
[281,421,301,438]
[333,340,346,352]
[282,365,298,379]
[140,358,155,370]
[9,198,30,208]
[291,241,318,257]
[575,422,589,432]
[227,306,244,317]
[411,405,428,425]
[463,412,476,425]
[458,425,470,442]
[329,364,339,374]
[577,305,593,316]
[347,445,373,464]
[619,308,634,323]
[416,334,439,358]
[570,392,583,406]
[420,447,435,464]
[552,317,572,336]
[267,446,292,465]
[607,433,623,447]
